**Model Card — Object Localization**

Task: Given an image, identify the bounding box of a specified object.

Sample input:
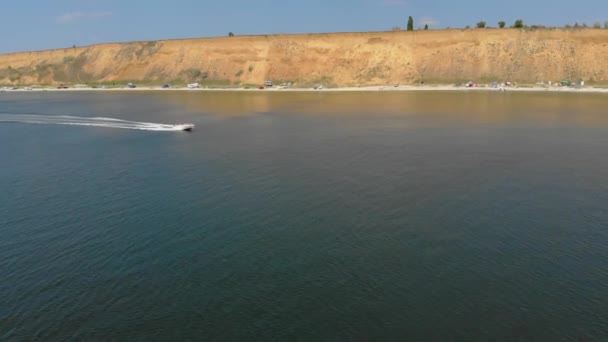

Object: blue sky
[1,0,607,53]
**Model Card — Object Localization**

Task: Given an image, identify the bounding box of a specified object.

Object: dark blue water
[1,91,607,341]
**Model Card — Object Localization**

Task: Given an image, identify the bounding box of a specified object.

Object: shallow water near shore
[1,91,607,340]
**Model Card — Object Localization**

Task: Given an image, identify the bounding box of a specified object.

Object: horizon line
[1,26,605,56]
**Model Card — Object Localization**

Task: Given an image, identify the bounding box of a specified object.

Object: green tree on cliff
[476,21,487,28]
[513,19,524,28]
[407,16,414,31]
[498,21,506,28]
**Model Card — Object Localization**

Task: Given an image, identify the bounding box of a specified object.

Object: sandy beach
[2,84,608,94]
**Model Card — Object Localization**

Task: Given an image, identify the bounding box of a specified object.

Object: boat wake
[0,114,191,132]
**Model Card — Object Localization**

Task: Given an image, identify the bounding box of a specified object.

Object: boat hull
[175,124,195,132]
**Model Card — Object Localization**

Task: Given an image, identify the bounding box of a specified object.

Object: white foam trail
[0,114,187,132]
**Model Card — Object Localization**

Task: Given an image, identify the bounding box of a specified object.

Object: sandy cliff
[1,29,607,86]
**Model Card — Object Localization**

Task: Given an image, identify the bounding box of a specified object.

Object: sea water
[1,91,607,340]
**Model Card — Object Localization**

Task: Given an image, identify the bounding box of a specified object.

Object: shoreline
[2,85,608,94]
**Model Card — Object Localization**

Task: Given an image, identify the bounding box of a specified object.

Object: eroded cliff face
[1,29,607,86]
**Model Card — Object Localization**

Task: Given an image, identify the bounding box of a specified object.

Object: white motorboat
[175,124,195,132]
